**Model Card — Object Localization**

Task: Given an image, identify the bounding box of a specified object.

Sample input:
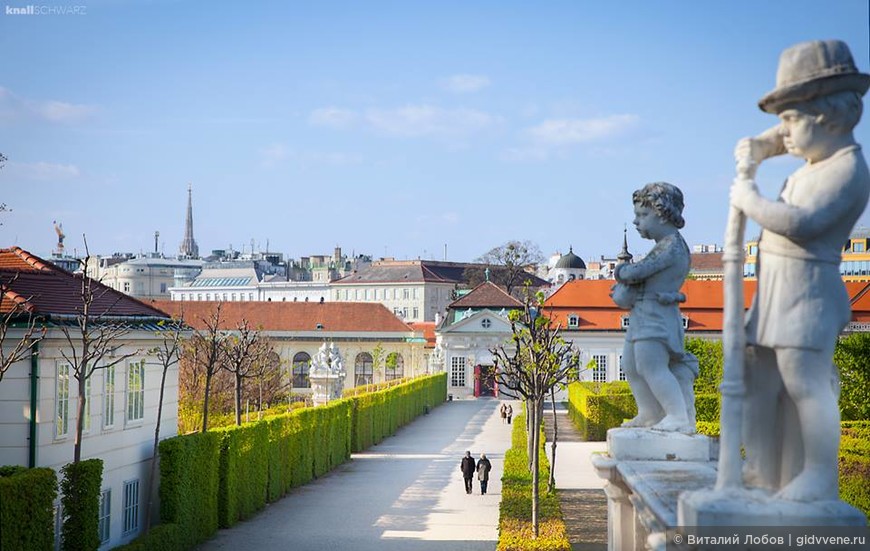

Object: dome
[554,247,586,270]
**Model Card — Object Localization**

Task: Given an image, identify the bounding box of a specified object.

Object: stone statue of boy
[730,40,870,501]
[613,182,697,434]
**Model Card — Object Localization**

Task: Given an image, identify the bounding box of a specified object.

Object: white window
[621,316,630,329]
[123,281,131,293]
[450,357,466,387]
[56,363,70,438]
[159,283,167,293]
[83,376,92,433]
[127,360,145,422]
[249,293,254,301]
[618,355,626,381]
[412,307,419,320]
[402,307,408,319]
[104,365,116,429]
[481,318,492,329]
[567,314,579,328]
[123,480,140,535]
[403,288,410,300]
[592,354,607,382]
[682,316,689,329]
[231,293,236,301]
[99,489,111,544]
[374,289,379,300]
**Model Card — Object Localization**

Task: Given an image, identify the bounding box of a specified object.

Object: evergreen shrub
[0,466,56,551]
[158,431,220,547]
[216,421,269,528]
[60,458,103,551]
[112,523,183,551]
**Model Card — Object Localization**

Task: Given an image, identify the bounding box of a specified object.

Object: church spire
[179,183,199,259]
[617,226,633,264]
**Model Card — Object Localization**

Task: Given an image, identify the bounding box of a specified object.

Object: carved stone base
[608,427,713,462]
[679,487,867,527]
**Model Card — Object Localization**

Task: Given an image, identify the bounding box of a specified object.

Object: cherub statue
[730,40,870,501]
[613,182,697,433]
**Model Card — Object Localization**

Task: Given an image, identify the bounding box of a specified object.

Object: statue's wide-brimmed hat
[759,40,870,113]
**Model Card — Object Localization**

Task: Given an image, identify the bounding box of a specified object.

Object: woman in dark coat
[476,453,492,495]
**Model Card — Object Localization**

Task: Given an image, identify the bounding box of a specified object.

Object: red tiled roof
[690,252,724,273]
[450,281,522,309]
[0,247,170,318]
[152,300,416,333]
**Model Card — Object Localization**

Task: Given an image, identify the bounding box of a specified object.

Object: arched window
[385,352,404,381]
[355,352,373,387]
[292,352,311,388]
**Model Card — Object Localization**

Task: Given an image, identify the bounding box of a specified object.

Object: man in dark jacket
[476,453,492,495]
[460,451,476,494]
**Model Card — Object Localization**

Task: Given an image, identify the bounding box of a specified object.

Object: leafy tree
[834,332,870,421]
[490,289,579,539]
[371,343,385,380]
[0,273,45,382]
[466,240,544,295]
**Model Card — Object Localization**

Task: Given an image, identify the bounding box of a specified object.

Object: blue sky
[2,1,869,263]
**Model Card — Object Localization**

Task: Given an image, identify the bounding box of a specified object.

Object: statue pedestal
[309,372,342,407]
[680,487,867,526]
[593,428,716,550]
[608,427,712,462]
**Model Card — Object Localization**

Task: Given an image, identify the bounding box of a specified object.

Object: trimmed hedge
[0,466,56,551]
[217,422,270,528]
[155,373,447,549]
[60,458,103,551]
[566,382,721,440]
[158,431,221,548]
[839,423,870,517]
[498,410,570,551]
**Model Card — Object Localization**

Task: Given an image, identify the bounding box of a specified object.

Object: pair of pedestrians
[460,451,492,494]
[499,403,513,424]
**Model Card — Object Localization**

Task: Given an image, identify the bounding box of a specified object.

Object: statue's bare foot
[774,468,838,502]
[622,414,659,428]
[650,415,694,433]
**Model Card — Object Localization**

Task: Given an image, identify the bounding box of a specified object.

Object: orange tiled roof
[152,300,416,333]
[544,279,870,332]
[408,321,436,347]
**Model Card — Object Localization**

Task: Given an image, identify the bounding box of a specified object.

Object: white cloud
[528,114,640,145]
[33,100,96,123]
[259,143,289,167]
[365,104,500,137]
[308,107,357,128]
[0,86,96,124]
[500,146,551,163]
[7,161,81,180]
[259,143,363,168]
[440,74,491,93]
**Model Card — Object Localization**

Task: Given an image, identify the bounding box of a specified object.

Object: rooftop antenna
[154,231,159,254]
[443,243,447,261]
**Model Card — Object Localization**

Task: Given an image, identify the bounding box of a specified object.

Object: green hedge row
[566,382,720,441]
[138,373,446,549]
[60,458,103,551]
[0,466,56,551]
[497,410,570,551]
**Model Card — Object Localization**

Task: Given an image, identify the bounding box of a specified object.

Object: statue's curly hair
[632,182,685,229]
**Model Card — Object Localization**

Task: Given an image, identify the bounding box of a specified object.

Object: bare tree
[490,288,579,539]
[143,314,185,532]
[190,302,227,432]
[58,244,140,463]
[0,273,45,382]
[221,319,272,425]
[466,240,544,295]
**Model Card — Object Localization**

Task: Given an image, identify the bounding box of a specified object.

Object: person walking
[460,451,476,494]
[505,404,513,425]
[500,403,507,424]
[476,453,492,495]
